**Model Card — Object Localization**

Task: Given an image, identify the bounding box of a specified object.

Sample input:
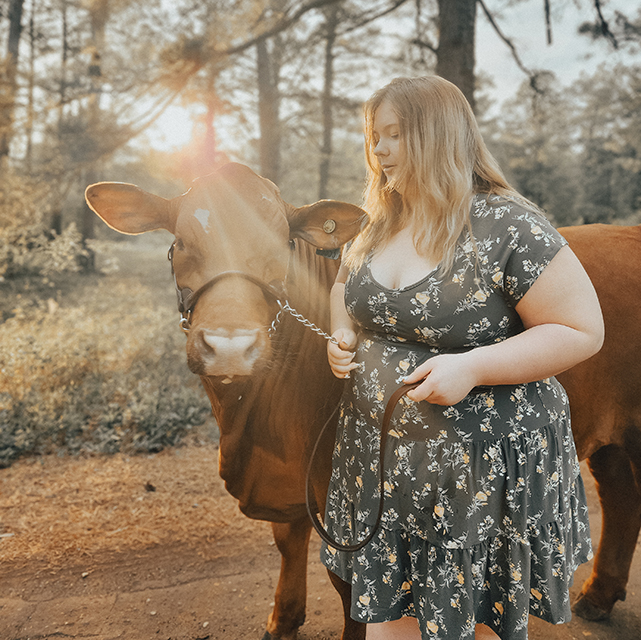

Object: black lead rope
[305,382,421,552]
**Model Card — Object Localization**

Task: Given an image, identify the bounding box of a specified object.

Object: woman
[324,76,604,640]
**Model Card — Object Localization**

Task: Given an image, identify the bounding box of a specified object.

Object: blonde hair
[344,75,539,273]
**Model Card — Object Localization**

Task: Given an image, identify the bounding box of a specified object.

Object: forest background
[0,0,640,467]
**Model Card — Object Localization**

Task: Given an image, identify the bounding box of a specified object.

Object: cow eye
[288,239,295,251]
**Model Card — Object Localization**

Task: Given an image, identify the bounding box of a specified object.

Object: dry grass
[0,236,214,465]
[0,444,257,566]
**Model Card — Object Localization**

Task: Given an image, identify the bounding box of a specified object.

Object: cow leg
[327,569,367,640]
[573,443,641,620]
[263,516,312,640]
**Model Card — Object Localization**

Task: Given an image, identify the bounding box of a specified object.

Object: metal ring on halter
[179,312,192,333]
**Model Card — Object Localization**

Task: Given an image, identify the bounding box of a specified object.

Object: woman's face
[372,100,403,181]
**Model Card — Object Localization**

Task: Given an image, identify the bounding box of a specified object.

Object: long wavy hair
[344,75,540,273]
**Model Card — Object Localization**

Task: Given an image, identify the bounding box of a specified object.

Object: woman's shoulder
[471,192,538,221]
[470,193,561,242]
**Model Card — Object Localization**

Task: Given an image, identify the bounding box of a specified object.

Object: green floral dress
[321,194,592,640]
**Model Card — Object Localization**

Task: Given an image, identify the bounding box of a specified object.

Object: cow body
[86,165,640,638]
[557,223,641,621]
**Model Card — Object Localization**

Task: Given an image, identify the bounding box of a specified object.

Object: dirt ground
[0,446,640,640]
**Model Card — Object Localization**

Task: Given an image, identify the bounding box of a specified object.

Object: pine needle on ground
[0,445,258,566]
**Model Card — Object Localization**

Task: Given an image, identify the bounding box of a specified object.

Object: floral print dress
[321,194,592,640]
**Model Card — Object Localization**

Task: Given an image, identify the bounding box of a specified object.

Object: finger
[338,341,356,355]
[329,341,355,356]
[329,353,357,367]
[406,380,432,403]
[328,348,355,363]
[403,362,433,384]
[331,366,356,379]
[331,361,359,374]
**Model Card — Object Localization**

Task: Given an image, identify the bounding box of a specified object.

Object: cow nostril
[202,336,216,354]
[245,344,259,361]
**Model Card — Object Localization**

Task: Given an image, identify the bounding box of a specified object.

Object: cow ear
[288,200,367,249]
[85,182,176,235]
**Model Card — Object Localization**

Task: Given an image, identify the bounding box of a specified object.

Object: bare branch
[221,0,343,56]
[544,0,552,45]
[593,0,619,49]
[477,0,543,93]
[339,0,411,35]
[82,1,351,164]
[123,89,186,140]
[411,37,437,54]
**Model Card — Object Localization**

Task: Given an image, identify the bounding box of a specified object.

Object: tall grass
[0,262,215,468]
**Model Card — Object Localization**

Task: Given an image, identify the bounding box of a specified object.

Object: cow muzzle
[187,327,265,378]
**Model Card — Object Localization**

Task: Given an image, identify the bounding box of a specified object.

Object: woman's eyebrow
[373,123,399,134]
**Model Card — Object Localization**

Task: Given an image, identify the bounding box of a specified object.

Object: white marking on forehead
[261,194,273,203]
[194,208,211,232]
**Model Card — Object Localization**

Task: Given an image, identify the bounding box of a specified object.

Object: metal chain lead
[269,299,338,344]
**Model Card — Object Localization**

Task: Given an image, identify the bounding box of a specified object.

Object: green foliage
[571,64,641,224]
[0,277,214,468]
[0,223,89,279]
[486,72,581,226]
[487,65,641,226]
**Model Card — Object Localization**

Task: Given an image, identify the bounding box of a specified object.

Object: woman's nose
[374,140,387,157]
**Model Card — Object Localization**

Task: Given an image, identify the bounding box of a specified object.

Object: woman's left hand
[403,353,479,405]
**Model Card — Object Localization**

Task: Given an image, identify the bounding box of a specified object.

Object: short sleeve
[490,204,568,307]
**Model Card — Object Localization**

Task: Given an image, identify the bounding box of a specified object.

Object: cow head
[85,162,366,380]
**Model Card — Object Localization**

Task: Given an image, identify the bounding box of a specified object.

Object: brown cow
[86,162,368,640]
[86,164,641,636]
[557,223,641,621]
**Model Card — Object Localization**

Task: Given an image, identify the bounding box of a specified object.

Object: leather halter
[168,241,287,333]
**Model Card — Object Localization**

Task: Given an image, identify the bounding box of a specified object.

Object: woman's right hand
[328,328,358,379]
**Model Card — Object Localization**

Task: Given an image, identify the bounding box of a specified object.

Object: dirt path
[1,447,640,640]
[0,446,343,640]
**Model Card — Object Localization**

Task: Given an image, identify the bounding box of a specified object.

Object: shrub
[0,278,214,468]
[0,172,88,279]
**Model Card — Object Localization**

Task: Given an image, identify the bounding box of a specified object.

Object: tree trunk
[0,0,26,161]
[81,0,110,247]
[436,0,476,111]
[58,0,69,133]
[256,36,282,183]
[318,3,339,200]
[77,0,110,263]
[25,0,36,174]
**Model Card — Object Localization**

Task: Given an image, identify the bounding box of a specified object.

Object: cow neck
[200,241,343,519]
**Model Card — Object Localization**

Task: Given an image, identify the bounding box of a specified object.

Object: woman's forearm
[466,322,603,387]
[404,319,603,405]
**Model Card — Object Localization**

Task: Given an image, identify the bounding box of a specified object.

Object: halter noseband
[168,241,286,333]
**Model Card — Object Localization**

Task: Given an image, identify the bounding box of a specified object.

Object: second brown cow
[557,223,641,621]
